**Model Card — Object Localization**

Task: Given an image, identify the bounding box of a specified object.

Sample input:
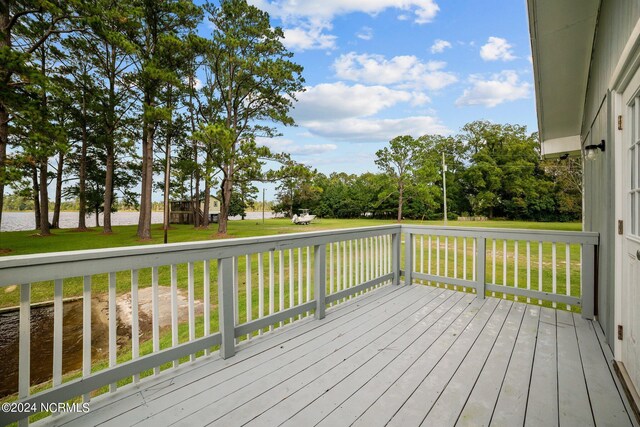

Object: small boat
[292,209,316,225]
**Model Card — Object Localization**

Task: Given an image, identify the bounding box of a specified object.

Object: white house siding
[581,0,640,349]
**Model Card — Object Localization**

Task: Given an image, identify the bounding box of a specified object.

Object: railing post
[392,232,401,285]
[314,244,327,320]
[404,231,413,286]
[476,237,486,299]
[218,257,235,359]
[581,243,596,320]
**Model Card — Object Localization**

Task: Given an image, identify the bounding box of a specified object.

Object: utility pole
[262,188,266,224]
[442,152,447,224]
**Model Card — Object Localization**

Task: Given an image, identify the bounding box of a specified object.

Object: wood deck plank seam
[260,290,471,426]
[385,298,505,426]
[488,304,541,426]
[349,297,493,426]
[419,300,517,426]
[191,287,450,426]
[569,310,598,426]
[454,303,527,427]
[141,286,443,425]
[310,290,479,427]
[521,302,543,427]
[241,290,467,426]
[58,284,416,427]
[353,298,497,426]
[69,287,410,423]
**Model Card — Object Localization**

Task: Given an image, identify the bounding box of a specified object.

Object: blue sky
[245,0,537,181]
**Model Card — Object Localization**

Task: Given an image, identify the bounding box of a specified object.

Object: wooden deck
[48,284,636,427]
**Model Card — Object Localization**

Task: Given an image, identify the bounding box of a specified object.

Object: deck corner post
[581,243,596,320]
[404,231,413,286]
[218,257,236,359]
[476,236,486,299]
[314,243,327,320]
[392,231,401,285]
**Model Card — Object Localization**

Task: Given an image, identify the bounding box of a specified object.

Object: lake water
[1,211,281,232]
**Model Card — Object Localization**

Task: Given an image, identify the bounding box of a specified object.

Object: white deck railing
[0,224,598,425]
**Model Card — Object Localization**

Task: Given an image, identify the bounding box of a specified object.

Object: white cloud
[455,71,531,108]
[292,82,429,122]
[430,39,451,54]
[333,52,457,90]
[302,116,450,142]
[282,20,336,51]
[357,26,374,41]
[480,37,516,61]
[257,138,337,155]
[250,0,440,25]
[289,81,447,142]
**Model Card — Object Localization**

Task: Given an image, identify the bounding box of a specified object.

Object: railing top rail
[401,225,599,245]
[0,225,402,286]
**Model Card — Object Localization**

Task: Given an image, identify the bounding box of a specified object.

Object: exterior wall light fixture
[584,139,605,160]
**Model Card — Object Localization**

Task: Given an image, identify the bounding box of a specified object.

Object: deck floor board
[43,285,633,427]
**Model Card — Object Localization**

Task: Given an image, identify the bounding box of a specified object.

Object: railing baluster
[204,260,211,352]
[354,239,359,291]
[404,231,413,286]
[342,241,347,294]
[289,249,294,315]
[53,279,63,388]
[412,235,417,280]
[552,242,557,308]
[420,235,424,284]
[245,254,252,340]
[152,267,160,372]
[259,253,265,329]
[436,236,440,284]
[538,242,543,305]
[170,265,178,367]
[360,238,365,285]
[463,238,467,282]
[337,242,341,293]
[514,241,519,302]
[269,250,275,330]
[314,244,327,319]
[472,238,477,284]
[19,283,30,411]
[218,257,235,359]
[476,237,486,299]
[566,243,571,311]
[306,246,312,313]
[428,235,432,286]
[329,243,334,298]
[233,257,239,342]
[445,237,449,287]
[279,250,285,326]
[526,241,531,303]
[298,248,303,320]
[349,240,353,294]
[491,239,496,296]
[502,240,507,298]
[109,272,118,389]
[453,237,458,290]
[83,275,92,399]
[582,244,595,319]
[188,262,196,361]
[131,269,139,382]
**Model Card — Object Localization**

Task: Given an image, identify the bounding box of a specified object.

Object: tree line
[1,0,303,238]
[274,121,582,222]
[1,1,581,239]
